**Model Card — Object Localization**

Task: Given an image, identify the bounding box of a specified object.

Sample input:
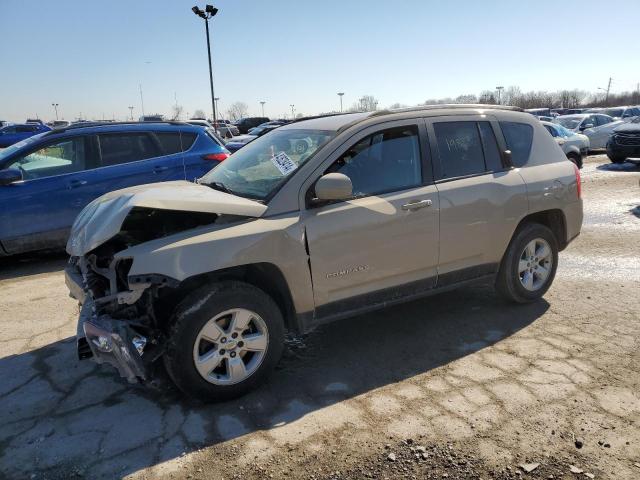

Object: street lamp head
[192,6,201,14]
[205,5,218,16]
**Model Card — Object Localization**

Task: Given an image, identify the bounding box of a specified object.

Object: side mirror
[581,123,594,130]
[314,173,353,201]
[0,168,23,185]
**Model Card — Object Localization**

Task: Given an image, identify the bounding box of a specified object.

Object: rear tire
[164,281,285,402]
[496,223,559,303]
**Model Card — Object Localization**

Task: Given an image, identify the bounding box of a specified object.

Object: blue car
[0,122,52,147]
[0,122,229,256]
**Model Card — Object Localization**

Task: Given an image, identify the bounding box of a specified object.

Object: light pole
[337,92,344,112]
[192,5,219,124]
[290,104,295,119]
[51,103,59,120]
[260,101,266,117]
[128,106,134,121]
[495,86,504,105]
[139,84,145,119]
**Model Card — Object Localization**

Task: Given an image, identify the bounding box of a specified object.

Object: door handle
[67,179,87,189]
[153,166,169,173]
[401,199,432,211]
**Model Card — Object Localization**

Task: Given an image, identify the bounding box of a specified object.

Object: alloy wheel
[192,308,269,385]
[518,238,553,292]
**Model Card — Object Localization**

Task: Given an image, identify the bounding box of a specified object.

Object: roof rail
[288,112,351,124]
[47,120,189,135]
[336,104,524,133]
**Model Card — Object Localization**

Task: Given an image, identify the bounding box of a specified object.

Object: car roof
[44,121,203,137]
[556,114,588,119]
[280,104,524,132]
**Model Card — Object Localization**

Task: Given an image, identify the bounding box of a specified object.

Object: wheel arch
[514,209,568,251]
[157,262,301,334]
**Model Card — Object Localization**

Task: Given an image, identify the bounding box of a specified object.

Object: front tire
[164,281,285,402]
[607,152,626,164]
[496,223,559,303]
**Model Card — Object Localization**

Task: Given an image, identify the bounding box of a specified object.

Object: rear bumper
[563,199,583,247]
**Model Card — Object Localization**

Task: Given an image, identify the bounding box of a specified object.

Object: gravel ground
[0,154,638,480]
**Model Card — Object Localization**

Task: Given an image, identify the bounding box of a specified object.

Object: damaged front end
[66,207,232,383]
[64,181,268,383]
[66,246,174,383]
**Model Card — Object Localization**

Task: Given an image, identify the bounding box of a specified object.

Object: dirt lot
[0,155,638,480]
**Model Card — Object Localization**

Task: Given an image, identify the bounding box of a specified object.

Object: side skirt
[298,264,498,333]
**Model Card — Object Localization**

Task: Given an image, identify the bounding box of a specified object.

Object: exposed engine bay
[66,207,247,382]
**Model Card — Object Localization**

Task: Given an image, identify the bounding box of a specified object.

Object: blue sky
[1,0,639,122]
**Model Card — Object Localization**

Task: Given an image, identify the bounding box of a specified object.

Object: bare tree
[455,94,478,104]
[354,95,379,112]
[388,102,408,109]
[478,91,497,104]
[170,104,184,121]
[502,86,522,106]
[227,102,249,122]
[192,109,206,119]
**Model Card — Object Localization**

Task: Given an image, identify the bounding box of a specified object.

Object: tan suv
[65,105,583,401]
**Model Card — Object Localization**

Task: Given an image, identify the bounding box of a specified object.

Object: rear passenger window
[499,122,533,168]
[434,122,486,178]
[154,132,197,155]
[99,133,159,166]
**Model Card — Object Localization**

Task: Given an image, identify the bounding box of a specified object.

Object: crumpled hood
[66,181,267,256]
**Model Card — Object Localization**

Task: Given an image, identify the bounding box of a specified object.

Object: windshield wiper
[206,181,233,194]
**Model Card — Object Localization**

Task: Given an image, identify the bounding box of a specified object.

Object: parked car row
[0,121,230,256]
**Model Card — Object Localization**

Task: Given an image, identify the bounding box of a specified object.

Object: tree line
[423,86,640,109]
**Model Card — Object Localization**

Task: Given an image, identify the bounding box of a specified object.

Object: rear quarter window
[500,122,533,167]
[154,132,197,155]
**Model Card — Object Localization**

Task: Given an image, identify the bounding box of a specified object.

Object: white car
[585,106,640,121]
[541,121,589,168]
[554,113,621,149]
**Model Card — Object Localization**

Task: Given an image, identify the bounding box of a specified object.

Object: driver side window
[8,137,87,180]
[326,125,422,197]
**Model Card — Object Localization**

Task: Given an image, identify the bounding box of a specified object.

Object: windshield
[199,128,334,201]
[555,125,574,137]
[555,116,583,129]
[603,108,623,118]
[0,133,47,163]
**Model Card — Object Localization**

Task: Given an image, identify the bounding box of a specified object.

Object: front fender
[114,213,314,314]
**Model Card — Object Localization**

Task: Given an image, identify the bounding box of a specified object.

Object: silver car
[65,105,583,401]
[541,121,589,168]
[554,113,620,149]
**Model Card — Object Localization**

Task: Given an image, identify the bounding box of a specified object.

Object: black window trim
[426,115,512,184]
[149,130,199,157]
[304,119,433,209]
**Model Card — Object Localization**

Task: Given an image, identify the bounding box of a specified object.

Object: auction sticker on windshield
[271,151,297,176]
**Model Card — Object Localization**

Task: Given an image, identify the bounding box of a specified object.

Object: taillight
[574,163,581,198]
[203,152,229,162]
